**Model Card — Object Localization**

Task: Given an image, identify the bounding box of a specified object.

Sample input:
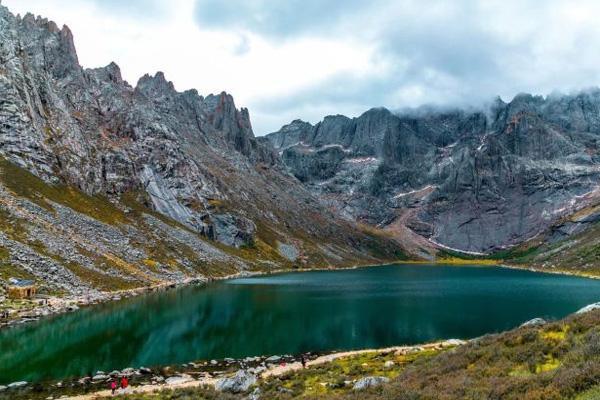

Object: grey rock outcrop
[353,376,389,390]
[277,242,299,261]
[576,302,600,314]
[0,6,269,245]
[520,318,547,327]
[215,370,257,393]
[0,4,405,296]
[211,214,256,248]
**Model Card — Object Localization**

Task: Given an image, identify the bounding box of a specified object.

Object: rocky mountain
[0,5,405,299]
[496,190,600,275]
[266,93,600,255]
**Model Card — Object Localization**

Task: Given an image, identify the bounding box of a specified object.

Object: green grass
[64,261,141,291]
[437,244,541,263]
[490,245,541,261]
[259,348,443,398]
[0,158,128,226]
[0,246,35,282]
[576,385,600,400]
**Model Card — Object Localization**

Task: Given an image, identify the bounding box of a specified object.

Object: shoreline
[499,262,600,280]
[25,339,465,400]
[2,261,598,396]
[0,258,402,330]
[3,259,598,330]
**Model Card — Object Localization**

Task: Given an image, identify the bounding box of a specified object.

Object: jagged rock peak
[0,1,404,285]
[135,71,177,96]
[360,107,393,117]
[267,87,600,253]
[87,62,125,85]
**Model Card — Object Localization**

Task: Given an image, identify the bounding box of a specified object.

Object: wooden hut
[7,279,36,299]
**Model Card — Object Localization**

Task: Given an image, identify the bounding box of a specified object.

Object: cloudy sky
[5,0,600,134]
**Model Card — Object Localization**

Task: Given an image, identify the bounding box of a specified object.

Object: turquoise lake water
[1,264,600,384]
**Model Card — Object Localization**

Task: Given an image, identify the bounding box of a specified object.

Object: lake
[1,264,600,384]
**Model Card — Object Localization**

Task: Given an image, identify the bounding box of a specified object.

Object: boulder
[215,370,257,393]
[211,214,256,248]
[520,318,547,327]
[139,367,152,374]
[7,381,27,388]
[353,376,389,390]
[444,339,467,346]
[277,242,299,262]
[576,302,600,314]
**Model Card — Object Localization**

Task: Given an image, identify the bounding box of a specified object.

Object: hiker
[110,380,117,395]
[120,376,128,390]
[301,354,306,369]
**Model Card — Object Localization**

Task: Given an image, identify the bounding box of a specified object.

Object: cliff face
[0,5,405,296]
[0,8,273,239]
[267,94,600,253]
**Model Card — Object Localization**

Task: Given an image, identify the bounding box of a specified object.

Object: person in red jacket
[120,376,128,390]
[110,380,117,395]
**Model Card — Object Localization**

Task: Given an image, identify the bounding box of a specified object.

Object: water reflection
[1,264,599,384]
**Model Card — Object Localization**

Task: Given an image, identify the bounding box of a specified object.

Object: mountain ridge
[266,89,600,255]
[0,3,405,301]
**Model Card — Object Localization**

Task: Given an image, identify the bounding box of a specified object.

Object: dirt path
[66,340,462,399]
[67,376,217,400]
[262,341,457,378]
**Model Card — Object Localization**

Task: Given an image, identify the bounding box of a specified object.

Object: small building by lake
[7,279,37,299]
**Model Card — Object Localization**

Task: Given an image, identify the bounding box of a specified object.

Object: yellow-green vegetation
[0,158,128,225]
[0,298,37,318]
[0,208,28,242]
[143,258,159,269]
[206,198,227,211]
[487,204,600,277]
[0,245,31,281]
[320,312,600,400]
[65,261,140,291]
[576,385,600,400]
[122,192,290,275]
[0,157,409,296]
[534,356,561,373]
[260,349,441,398]
[436,248,537,265]
[539,324,568,342]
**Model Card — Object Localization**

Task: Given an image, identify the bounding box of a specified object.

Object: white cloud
[5,0,600,135]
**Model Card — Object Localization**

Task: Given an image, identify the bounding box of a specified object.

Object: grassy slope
[0,158,408,294]
[487,204,600,277]
[329,310,600,400]
[429,203,600,278]
[113,309,600,400]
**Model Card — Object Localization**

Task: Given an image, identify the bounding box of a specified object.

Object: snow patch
[345,157,379,164]
[393,185,437,199]
[428,239,488,256]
